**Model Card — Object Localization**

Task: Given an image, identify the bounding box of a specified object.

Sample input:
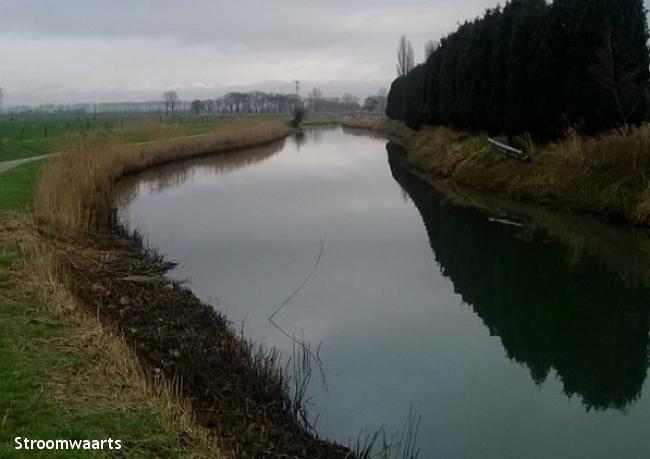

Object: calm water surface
[117,128,650,458]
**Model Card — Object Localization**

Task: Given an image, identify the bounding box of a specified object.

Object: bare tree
[190,99,205,115]
[341,92,361,112]
[377,87,388,112]
[221,93,232,113]
[163,92,171,115]
[163,91,179,116]
[425,39,440,60]
[230,92,247,113]
[308,87,323,112]
[0,87,5,113]
[249,91,266,113]
[590,29,645,126]
[293,80,303,112]
[342,92,360,106]
[363,97,378,112]
[204,99,216,113]
[397,35,415,76]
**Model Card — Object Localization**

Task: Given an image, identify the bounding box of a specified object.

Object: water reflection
[387,143,650,410]
[116,138,286,205]
[117,128,650,458]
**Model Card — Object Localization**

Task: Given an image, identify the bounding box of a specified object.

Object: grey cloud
[4,0,646,104]
[2,0,495,49]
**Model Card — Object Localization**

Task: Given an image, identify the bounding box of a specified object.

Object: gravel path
[0,154,54,175]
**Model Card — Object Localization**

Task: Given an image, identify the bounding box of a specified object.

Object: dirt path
[0,135,213,176]
[0,154,54,174]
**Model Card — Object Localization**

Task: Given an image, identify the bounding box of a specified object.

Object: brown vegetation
[30,119,360,457]
[35,120,292,236]
[43,231,348,457]
[2,215,224,458]
[343,115,650,225]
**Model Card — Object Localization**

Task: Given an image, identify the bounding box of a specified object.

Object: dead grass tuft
[35,121,292,236]
[4,216,226,458]
[347,115,650,225]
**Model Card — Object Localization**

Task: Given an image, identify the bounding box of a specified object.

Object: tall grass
[1,215,224,458]
[35,120,292,236]
[566,126,650,174]
[346,115,650,225]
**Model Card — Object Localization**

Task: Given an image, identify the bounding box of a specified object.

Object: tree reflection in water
[388,143,650,411]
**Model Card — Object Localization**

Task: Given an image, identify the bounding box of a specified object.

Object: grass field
[0,160,50,212]
[0,112,346,162]
[0,115,235,142]
[0,137,222,458]
[0,116,128,161]
[0,114,294,162]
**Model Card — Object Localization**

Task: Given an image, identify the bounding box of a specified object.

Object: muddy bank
[36,125,357,458]
[50,232,350,458]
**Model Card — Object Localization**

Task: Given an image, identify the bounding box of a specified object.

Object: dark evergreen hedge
[386,0,650,138]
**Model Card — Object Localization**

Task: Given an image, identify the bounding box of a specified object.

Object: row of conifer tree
[386,0,650,139]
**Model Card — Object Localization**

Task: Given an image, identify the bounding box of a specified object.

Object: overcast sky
[1,0,647,105]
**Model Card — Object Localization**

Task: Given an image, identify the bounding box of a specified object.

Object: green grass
[0,139,52,162]
[0,160,49,212]
[0,125,218,458]
[0,113,300,213]
[0,151,206,456]
[0,115,238,162]
[0,116,169,141]
[0,114,296,162]
[0,243,194,458]
[0,111,343,163]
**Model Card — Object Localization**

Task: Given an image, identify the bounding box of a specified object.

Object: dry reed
[2,216,225,458]
[35,120,292,236]
[27,119,359,457]
[345,115,650,225]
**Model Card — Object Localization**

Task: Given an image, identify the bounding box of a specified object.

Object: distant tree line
[3,88,375,117]
[4,101,172,116]
[190,90,376,115]
[386,0,650,138]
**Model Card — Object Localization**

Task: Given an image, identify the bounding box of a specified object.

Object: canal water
[117,127,650,458]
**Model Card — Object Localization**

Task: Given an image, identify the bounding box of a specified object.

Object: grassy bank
[0,114,297,162]
[0,117,301,457]
[29,117,359,457]
[0,160,49,212]
[344,115,650,226]
[0,163,221,458]
[412,165,650,286]
[35,119,293,235]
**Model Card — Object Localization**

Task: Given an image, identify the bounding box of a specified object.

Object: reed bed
[21,113,427,458]
[35,120,292,236]
[28,119,369,457]
[345,115,650,225]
